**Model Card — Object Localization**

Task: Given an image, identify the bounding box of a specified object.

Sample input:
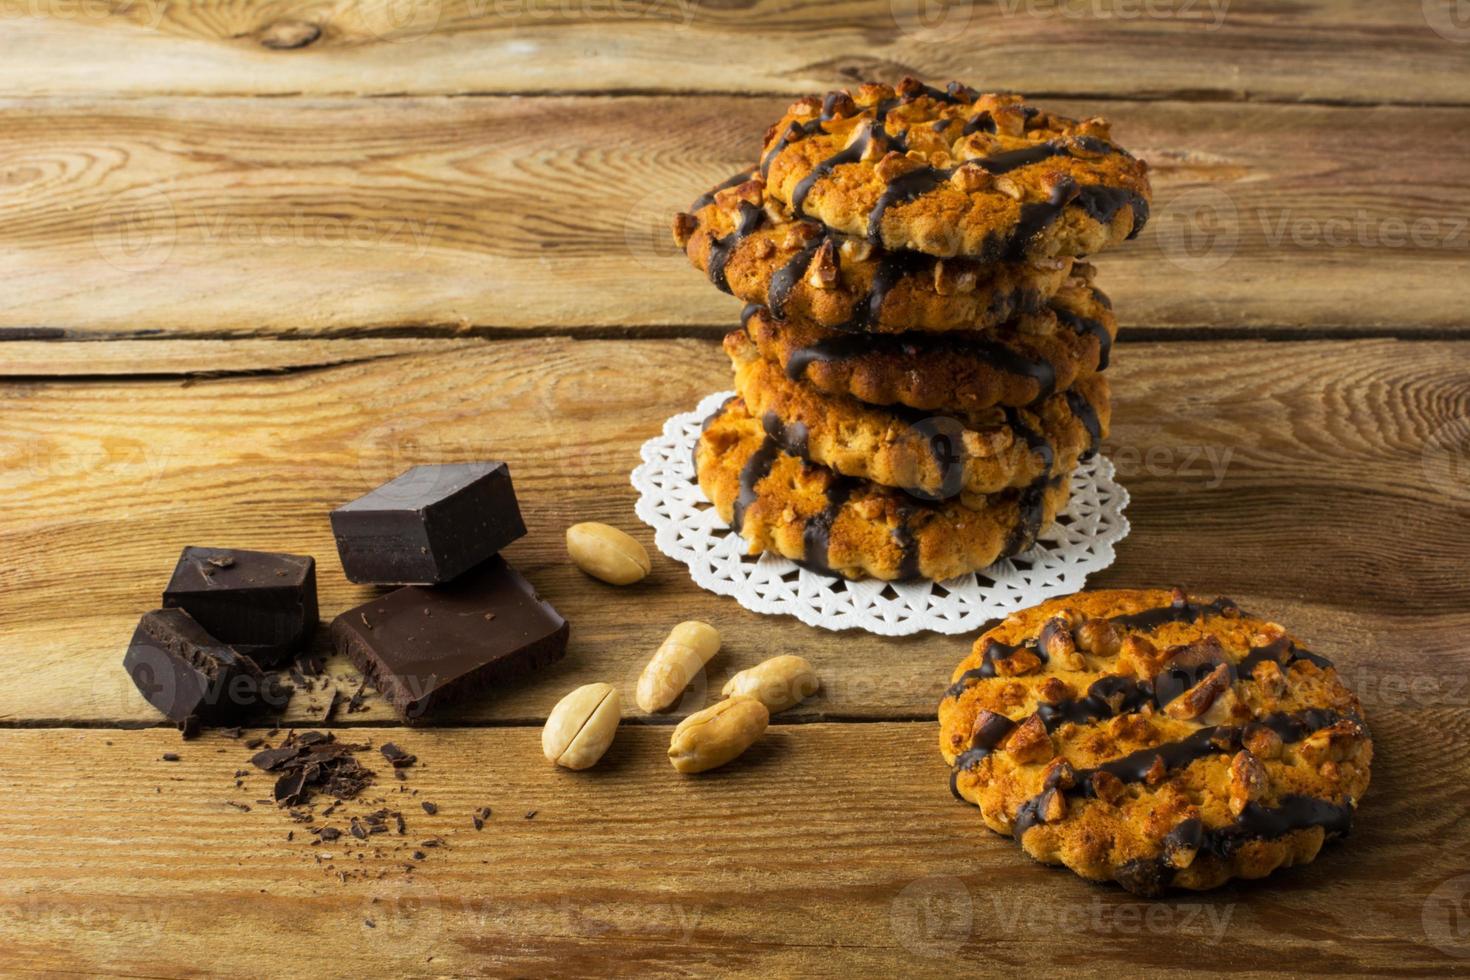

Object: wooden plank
[0,2,1465,104]
[1,336,1466,727]
[0,337,482,376]
[0,96,1466,338]
[0,721,1463,976]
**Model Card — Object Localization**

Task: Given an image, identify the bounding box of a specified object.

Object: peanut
[565,522,651,585]
[721,655,819,713]
[637,621,721,713]
[541,683,620,770]
[668,695,769,773]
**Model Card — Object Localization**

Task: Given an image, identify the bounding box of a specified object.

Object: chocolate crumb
[162,753,180,762]
[422,802,437,815]
[524,810,536,820]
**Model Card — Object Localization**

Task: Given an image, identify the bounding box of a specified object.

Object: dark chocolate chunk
[380,743,417,768]
[123,608,272,729]
[330,556,568,722]
[330,462,526,585]
[162,547,318,667]
[421,802,438,815]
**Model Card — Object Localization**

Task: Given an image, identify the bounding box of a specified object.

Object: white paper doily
[631,391,1130,636]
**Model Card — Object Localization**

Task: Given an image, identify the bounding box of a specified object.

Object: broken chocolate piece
[162,546,318,667]
[380,743,416,768]
[330,557,568,722]
[123,608,273,729]
[330,462,526,585]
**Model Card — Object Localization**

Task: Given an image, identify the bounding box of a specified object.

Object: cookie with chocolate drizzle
[694,397,1071,581]
[673,168,1073,333]
[759,78,1151,261]
[938,588,1372,895]
[729,329,1108,500]
[740,267,1114,412]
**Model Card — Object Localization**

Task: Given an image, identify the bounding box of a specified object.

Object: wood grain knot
[258,21,322,50]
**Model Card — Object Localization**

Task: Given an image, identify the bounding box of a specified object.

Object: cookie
[673,169,1072,333]
[695,397,1073,581]
[728,330,1108,499]
[741,270,1114,412]
[938,588,1372,895]
[759,79,1151,260]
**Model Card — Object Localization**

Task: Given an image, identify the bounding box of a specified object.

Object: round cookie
[741,270,1115,412]
[759,78,1151,260]
[728,330,1109,499]
[695,397,1073,581]
[938,588,1372,895]
[673,168,1072,333]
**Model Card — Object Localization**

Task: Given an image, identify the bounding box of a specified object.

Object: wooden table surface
[3,3,1469,976]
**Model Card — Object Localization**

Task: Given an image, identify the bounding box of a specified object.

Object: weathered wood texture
[0,97,1467,338]
[0,722,1465,977]
[2,1,1467,103]
[3,336,1466,727]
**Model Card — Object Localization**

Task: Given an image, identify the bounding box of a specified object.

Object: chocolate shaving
[249,730,379,809]
[380,743,416,768]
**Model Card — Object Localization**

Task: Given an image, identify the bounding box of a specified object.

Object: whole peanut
[636,621,721,713]
[722,655,820,713]
[668,695,769,773]
[566,522,651,585]
[542,683,621,770]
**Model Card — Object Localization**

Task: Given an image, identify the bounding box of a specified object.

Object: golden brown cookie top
[673,166,1073,333]
[730,334,1110,500]
[695,397,1073,581]
[740,270,1115,413]
[758,79,1151,260]
[938,588,1371,895]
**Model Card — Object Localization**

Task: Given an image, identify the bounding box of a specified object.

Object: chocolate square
[162,546,318,667]
[330,556,567,722]
[123,608,278,729]
[330,462,526,585]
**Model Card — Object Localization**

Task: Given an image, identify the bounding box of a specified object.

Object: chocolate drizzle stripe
[891,501,923,580]
[768,236,825,318]
[792,129,872,217]
[761,119,823,178]
[690,394,737,481]
[1010,708,1354,843]
[801,475,859,578]
[689,169,755,213]
[732,438,780,535]
[781,330,1057,403]
[707,202,764,295]
[761,410,810,460]
[1065,389,1102,459]
[1052,303,1113,372]
[836,250,933,332]
[944,595,1245,700]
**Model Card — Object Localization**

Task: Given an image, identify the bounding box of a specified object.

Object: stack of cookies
[674,78,1151,582]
